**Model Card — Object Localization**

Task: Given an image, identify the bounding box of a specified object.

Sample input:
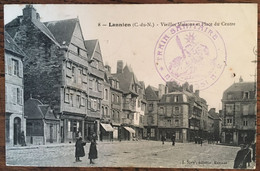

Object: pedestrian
[75,137,86,162]
[161,135,165,145]
[88,136,98,164]
[200,137,203,146]
[20,131,26,146]
[171,133,176,146]
[233,144,251,169]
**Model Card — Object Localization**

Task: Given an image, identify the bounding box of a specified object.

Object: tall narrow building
[221,79,256,145]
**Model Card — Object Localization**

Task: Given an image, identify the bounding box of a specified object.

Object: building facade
[5,31,26,146]
[221,78,256,145]
[112,61,139,141]
[5,5,104,143]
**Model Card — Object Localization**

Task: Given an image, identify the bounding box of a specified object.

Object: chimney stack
[195,90,200,97]
[23,5,38,21]
[117,60,123,74]
[104,65,111,73]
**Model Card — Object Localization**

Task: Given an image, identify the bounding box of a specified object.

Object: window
[226,118,233,125]
[167,119,172,124]
[70,94,74,106]
[243,119,248,126]
[81,97,85,106]
[159,107,164,115]
[112,94,115,102]
[116,82,119,89]
[117,95,120,103]
[226,104,234,114]
[64,89,70,103]
[175,120,179,126]
[138,100,141,107]
[76,95,80,108]
[72,66,76,83]
[105,107,108,116]
[78,68,82,84]
[243,92,249,99]
[148,103,154,111]
[17,88,21,105]
[242,105,249,115]
[104,89,108,100]
[89,79,93,89]
[174,96,179,102]
[102,106,104,116]
[12,59,19,76]
[175,107,180,114]
[166,96,171,102]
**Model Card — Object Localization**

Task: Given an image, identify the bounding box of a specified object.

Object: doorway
[13,117,21,145]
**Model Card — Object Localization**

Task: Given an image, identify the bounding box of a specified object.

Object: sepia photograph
[3,4,257,169]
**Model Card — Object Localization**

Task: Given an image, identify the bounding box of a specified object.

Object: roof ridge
[43,18,78,24]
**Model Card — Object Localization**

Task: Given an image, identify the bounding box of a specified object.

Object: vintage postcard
[4,4,257,169]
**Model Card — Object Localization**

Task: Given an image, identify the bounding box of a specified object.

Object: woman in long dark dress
[88,138,98,164]
[75,137,86,162]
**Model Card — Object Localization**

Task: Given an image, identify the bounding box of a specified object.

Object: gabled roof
[145,85,159,101]
[24,98,57,120]
[112,65,140,94]
[4,31,26,57]
[44,18,78,46]
[84,39,97,59]
[24,98,44,119]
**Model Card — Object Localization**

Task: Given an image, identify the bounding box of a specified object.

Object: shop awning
[101,123,114,132]
[124,126,135,134]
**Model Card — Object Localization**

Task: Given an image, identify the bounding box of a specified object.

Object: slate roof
[84,39,98,59]
[24,98,57,120]
[145,85,159,101]
[44,18,78,46]
[4,31,26,57]
[112,65,140,94]
[208,108,221,120]
[224,82,255,93]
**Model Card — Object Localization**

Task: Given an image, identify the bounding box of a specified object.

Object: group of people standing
[75,133,98,164]
[233,142,256,169]
[161,134,176,146]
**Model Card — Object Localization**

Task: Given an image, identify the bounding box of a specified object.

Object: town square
[3,4,257,169]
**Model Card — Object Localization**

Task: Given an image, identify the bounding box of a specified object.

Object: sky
[4,4,257,111]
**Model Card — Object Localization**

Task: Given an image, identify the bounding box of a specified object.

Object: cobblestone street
[6,140,254,169]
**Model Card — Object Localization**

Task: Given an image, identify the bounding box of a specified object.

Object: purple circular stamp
[154,20,226,90]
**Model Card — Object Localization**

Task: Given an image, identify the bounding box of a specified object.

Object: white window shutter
[20,88,23,105]
[8,58,12,75]
[12,87,16,104]
[19,60,23,78]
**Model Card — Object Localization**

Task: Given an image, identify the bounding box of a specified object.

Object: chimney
[239,76,243,82]
[117,60,123,74]
[189,85,193,92]
[195,90,200,97]
[104,65,111,73]
[158,84,166,98]
[23,5,38,21]
[182,82,189,91]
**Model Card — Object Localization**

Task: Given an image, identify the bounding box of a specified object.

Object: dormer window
[174,96,179,102]
[243,92,249,99]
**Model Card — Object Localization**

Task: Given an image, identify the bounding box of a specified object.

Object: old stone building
[112,61,140,140]
[5,5,104,143]
[84,39,105,141]
[221,78,256,145]
[208,108,222,142]
[5,31,26,146]
[104,65,123,140]
[158,82,208,142]
[144,84,167,140]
